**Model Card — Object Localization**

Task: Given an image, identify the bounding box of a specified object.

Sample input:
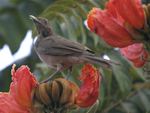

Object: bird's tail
[81,55,121,70]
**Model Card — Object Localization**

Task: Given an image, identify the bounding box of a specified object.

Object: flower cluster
[0,64,101,113]
[87,0,150,68]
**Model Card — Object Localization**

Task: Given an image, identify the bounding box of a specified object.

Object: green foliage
[0,0,150,113]
[0,0,55,53]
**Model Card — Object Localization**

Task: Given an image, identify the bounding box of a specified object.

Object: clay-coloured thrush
[30,15,121,83]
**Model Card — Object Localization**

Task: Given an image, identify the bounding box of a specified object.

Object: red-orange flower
[0,93,29,113]
[0,64,39,113]
[0,64,101,112]
[120,43,148,68]
[75,64,101,107]
[87,2,134,48]
[111,0,144,29]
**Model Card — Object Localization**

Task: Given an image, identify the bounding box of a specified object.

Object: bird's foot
[40,70,59,83]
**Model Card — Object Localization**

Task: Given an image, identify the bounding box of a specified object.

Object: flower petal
[105,1,124,24]
[111,0,144,29]
[0,93,29,113]
[87,8,134,48]
[120,43,148,68]
[10,64,39,109]
[75,64,101,107]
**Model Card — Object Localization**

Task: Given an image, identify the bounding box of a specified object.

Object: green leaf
[31,0,102,45]
[86,0,101,8]
[100,67,112,102]
[113,65,132,97]
[91,33,99,46]
[71,9,86,44]
[75,2,89,19]
[87,100,99,113]
[129,92,145,112]
[107,51,132,97]
[128,61,146,81]
[0,0,49,53]
[121,100,142,113]
[50,19,63,36]
[146,110,150,113]
[57,13,77,42]
[0,11,27,53]
[98,78,105,109]
[138,89,150,111]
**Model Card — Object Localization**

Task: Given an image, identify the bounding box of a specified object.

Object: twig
[101,82,148,113]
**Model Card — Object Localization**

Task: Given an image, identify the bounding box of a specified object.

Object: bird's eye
[44,20,48,24]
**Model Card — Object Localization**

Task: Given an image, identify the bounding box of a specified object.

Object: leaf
[121,100,142,113]
[33,0,101,44]
[42,0,75,14]
[0,0,9,9]
[100,67,112,102]
[107,51,132,97]
[87,100,99,113]
[50,19,63,36]
[98,78,105,109]
[138,89,150,111]
[57,13,77,42]
[86,0,100,8]
[0,11,27,53]
[129,91,145,112]
[71,9,86,44]
[128,61,146,81]
[75,2,89,18]
[91,32,99,46]
[0,0,49,53]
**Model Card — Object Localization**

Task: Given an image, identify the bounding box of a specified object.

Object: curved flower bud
[87,7,134,48]
[65,81,80,109]
[0,64,101,112]
[75,64,101,107]
[110,0,144,29]
[120,43,148,68]
[31,78,80,111]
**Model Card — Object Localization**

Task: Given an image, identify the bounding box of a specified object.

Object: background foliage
[0,0,150,113]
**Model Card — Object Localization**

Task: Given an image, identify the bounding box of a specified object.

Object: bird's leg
[40,64,62,83]
[40,70,59,83]
[66,66,73,80]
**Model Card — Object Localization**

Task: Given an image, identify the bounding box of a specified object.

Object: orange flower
[0,93,29,113]
[110,0,144,29]
[105,1,124,24]
[0,64,39,113]
[87,2,134,48]
[0,64,101,112]
[75,64,101,107]
[120,43,148,68]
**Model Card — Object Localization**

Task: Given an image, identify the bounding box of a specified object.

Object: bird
[30,15,121,83]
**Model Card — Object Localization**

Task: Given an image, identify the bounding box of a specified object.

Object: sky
[0,30,33,71]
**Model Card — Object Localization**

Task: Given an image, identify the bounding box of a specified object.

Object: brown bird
[30,15,120,83]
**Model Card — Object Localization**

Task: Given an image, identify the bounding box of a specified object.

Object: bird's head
[30,15,54,37]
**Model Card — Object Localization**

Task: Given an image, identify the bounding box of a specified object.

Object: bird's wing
[36,36,95,56]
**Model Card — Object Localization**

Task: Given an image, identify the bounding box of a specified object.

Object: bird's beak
[29,15,41,23]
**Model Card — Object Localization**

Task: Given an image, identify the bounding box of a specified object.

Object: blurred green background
[0,0,150,113]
